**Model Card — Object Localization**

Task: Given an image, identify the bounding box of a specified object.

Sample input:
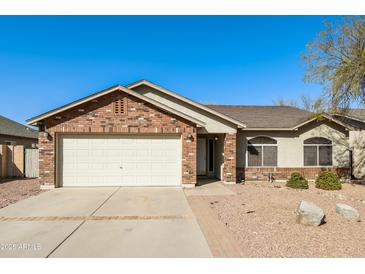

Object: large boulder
[335,204,361,222]
[296,200,325,226]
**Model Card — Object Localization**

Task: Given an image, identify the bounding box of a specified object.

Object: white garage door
[59,135,181,187]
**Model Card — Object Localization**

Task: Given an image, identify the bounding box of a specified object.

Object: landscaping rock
[335,204,361,222]
[296,200,325,226]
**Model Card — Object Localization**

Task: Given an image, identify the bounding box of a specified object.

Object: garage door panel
[60,135,181,187]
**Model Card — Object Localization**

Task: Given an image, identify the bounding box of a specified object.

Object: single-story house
[0,115,38,148]
[27,80,365,188]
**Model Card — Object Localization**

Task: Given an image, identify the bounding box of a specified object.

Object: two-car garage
[58,135,182,187]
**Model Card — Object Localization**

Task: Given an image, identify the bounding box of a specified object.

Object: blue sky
[0,16,341,124]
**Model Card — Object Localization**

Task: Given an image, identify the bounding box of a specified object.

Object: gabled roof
[127,79,246,128]
[0,115,38,139]
[292,113,355,131]
[206,105,354,131]
[27,85,206,127]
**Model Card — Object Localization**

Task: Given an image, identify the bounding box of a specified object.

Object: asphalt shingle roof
[343,109,365,121]
[205,105,312,129]
[333,109,365,129]
[0,115,38,139]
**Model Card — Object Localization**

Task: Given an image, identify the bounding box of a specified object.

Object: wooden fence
[0,145,39,178]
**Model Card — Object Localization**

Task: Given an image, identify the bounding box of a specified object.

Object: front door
[197,138,206,175]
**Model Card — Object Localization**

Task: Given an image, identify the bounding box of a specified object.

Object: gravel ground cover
[0,178,45,209]
[207,181,365,257]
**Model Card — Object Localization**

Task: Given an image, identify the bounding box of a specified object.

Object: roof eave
[242,127,294,131]
[27,85,206,128]
[333,113,365,124]
[27,85,122,126]
[291,114,354,131]
[127,80,246,128]
[242,114,354,131]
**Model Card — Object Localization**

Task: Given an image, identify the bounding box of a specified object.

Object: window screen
[304,146,318,166]
[304,137,332,145]
[319,146,332,166]
[303,137,332,166]
[248,137,277,145]
[263,146,278,166]
[248,146,262,166]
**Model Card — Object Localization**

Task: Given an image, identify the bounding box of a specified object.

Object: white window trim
[303,144,333,167]
[246,143,278,167]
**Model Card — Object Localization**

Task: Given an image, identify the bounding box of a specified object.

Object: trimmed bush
[315,171,342,190]
[286,172,309,189]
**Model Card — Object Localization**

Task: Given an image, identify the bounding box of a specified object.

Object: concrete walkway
[0,187,211,258]
[184,180,236,196]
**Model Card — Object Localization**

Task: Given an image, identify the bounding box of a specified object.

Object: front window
[247,137,277,167]
[303,137,332,166]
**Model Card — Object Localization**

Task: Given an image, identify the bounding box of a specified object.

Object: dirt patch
[0,178,46,209]
[204,181,365,257]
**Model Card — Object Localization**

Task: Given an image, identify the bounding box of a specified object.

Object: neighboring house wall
[131,85,237,134]
[237,120,351,180]
[38,91,197,187]
[0,134,37,148]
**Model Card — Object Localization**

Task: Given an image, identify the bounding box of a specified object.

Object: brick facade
[223,133,237,183]
[242,167,351,181]
[38,90,197,187]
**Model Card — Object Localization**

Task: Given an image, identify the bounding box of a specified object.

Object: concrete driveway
[0,187,211,258]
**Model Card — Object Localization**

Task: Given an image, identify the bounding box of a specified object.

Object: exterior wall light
[187,133,194,141]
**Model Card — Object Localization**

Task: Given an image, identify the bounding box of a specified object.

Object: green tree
[303,16,365,112]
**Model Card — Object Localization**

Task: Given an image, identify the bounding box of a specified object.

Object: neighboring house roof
[27,85,206,127]
[127,79,246,128]
[0,115,38,139]
[205,105,312,130]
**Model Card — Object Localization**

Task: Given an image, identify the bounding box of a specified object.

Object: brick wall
[39,91,197,187]
[223,133,237,182]
[242,167,351,181]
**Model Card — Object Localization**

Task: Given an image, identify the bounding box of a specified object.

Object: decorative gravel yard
[0,178,45,209]
[200,181,365,257]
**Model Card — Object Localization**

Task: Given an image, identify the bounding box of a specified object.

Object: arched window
[303,137,332,166]
[247,136,277,167]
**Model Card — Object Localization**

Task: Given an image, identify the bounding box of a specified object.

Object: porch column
[223,133,237,183]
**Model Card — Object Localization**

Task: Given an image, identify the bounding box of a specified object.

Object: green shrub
[286,172,309,189]
[315,171,342,190]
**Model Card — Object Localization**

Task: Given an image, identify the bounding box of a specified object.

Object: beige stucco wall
[349,130,365,179]
[214,134,224,180]
[132,85,237,134]
[237,120,350,168]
